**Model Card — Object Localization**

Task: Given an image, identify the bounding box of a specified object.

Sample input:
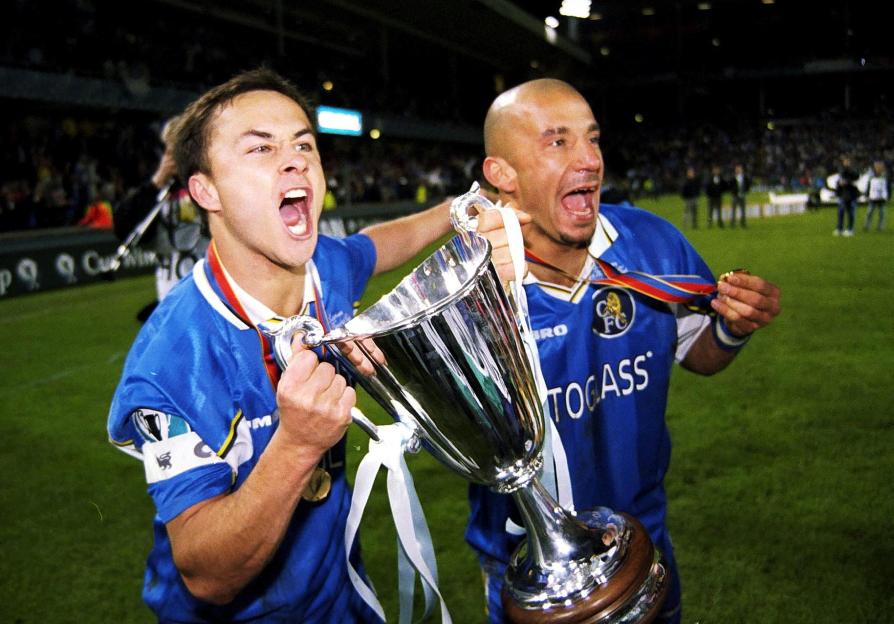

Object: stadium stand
[1,0,892,291]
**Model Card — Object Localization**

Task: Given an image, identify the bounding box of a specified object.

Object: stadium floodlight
[559,0,590,19]
[316,106,363,136]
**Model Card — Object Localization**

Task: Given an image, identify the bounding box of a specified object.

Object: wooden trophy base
[502,514,669,624]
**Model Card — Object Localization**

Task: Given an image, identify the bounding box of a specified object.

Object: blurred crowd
[607,116,894,202]
[0,109,482,234]
[0,111,157,232]
[320,139,482,207]
[2,1,892,235]
[3,108,894,235]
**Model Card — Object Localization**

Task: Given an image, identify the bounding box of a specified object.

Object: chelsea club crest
[592,287,635,338]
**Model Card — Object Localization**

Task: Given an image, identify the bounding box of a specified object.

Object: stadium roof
[5,0,891,126]
[220,0,893,82]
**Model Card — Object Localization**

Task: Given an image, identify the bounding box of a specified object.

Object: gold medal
[718,268,750,284]
[301,466,332,502]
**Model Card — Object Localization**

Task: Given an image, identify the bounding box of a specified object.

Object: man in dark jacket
[705,165,725,228]
[680,167,701,229]
[113,116,209,321]
[730,163,750,228]
[834,156,859,236]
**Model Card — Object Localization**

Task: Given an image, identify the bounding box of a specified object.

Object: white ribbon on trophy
[345,419,449,624]
[483,194,575,533]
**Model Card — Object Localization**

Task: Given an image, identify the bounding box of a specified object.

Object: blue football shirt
[466,204,715,616]
[108,234,381,623]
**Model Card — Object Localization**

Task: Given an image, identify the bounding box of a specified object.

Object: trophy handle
[262,315,380,441]
[450,181,496,233]
[263,315,326,368]
[449,181,526,319]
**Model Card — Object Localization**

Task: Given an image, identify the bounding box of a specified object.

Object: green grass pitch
[1,195,892,623]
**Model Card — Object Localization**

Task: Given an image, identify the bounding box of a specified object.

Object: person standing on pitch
[113,115,210,322]
[680,166,701,229]
[864,160,888,231]
[730,163,750,228]
[107,68,477,623]
[705,164,726,228]
[834,156,859,236]
[467,79,782,624]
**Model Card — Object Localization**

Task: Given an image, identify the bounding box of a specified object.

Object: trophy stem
[511,478,610,569]
[504,479,670,622]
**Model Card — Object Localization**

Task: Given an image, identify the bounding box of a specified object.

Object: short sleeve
[124,405,235,523]
[342,232,377,302]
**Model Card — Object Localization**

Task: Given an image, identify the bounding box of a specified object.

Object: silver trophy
[267,188,668,622]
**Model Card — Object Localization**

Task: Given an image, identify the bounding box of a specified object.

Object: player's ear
[483,156,518,194]
[188,173,221,214]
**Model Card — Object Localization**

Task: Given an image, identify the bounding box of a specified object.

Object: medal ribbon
[523,248,717,314]
[206,242,281,388]
[208,244,336,502]
[309,277,331,356]
[207,242,333,389]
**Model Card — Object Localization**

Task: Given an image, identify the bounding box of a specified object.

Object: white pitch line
[0,278,153,325]
[0,351,126,394]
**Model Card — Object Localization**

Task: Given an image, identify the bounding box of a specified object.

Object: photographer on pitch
[113,116,209,321]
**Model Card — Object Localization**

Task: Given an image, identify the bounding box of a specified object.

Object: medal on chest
[301,466,332,502]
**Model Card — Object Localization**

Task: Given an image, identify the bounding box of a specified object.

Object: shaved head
[484,79,587,160]
[480,78,603,255]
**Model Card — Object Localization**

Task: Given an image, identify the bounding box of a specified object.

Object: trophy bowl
[269,231,668,622]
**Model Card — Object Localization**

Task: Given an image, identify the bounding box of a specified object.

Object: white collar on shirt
[524,212,618,302]
[193,257,317,329]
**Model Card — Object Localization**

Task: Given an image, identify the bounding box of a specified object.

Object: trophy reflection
[267,203,668,622]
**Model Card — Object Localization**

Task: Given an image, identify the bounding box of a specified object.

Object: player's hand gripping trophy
[266,184,669,623]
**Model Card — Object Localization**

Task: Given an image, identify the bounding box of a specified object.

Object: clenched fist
[275,348,355,454]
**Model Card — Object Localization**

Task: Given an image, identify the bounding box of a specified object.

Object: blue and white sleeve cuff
[712,316,751,351]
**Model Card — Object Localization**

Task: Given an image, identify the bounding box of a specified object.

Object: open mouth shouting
[560,182,600,221]
[279,188,314,239]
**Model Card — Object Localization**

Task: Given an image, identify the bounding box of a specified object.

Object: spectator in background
[705,165,725,228]
[681,166,701,229]
[864,160,888,231]
[31,160,67,228]
[730,163,750,228]
[77,182,115,229]
[0,181,33,232]
[834,156,859,237]
[806,168,825,210]
[600,174,632,206]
